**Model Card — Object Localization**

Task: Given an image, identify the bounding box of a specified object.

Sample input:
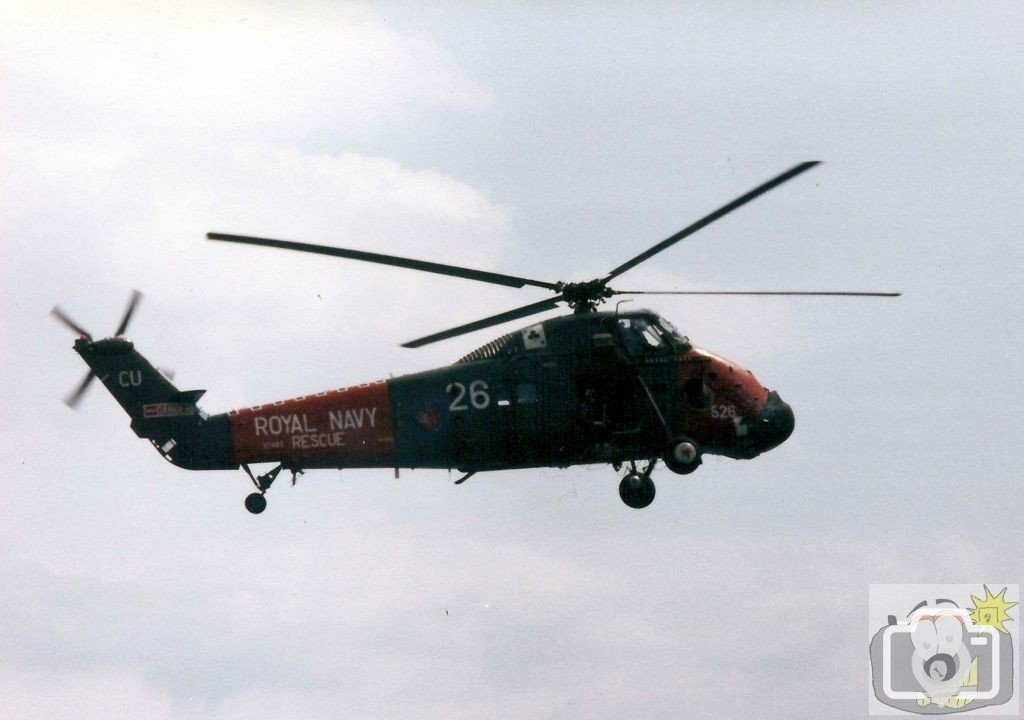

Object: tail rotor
[51,290,143,408]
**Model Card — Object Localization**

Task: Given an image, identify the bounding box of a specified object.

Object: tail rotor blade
[65,370,96,408]
[50,306,93,340]
[114,289,143,337]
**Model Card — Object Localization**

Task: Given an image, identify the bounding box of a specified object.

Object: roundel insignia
[416,406,441,430]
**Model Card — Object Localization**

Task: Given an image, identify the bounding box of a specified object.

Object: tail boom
[73,337,234,470]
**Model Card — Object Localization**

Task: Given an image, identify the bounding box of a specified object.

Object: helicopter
[53,161,899,513]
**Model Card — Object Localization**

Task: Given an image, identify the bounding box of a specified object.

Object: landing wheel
[244,492,267,514]
[664,437,702,475]
[619,472,656,509]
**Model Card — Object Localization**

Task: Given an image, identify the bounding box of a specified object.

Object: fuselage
[71,310,794,474]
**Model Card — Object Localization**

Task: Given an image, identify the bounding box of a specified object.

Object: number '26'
[447,380,490,411]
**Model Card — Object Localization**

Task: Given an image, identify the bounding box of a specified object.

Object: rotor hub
[558,279,615,312]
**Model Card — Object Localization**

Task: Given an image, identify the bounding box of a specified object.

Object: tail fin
[73,337,234,470]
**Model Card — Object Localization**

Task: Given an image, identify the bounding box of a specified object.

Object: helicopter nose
[753,390,795,451]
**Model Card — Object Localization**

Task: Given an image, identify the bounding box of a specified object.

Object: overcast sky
[2,2,1022,718]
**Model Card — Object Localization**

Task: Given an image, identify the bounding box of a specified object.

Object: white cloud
[0,1,492,143]
[2,132,514,410]
[225,144,507,238]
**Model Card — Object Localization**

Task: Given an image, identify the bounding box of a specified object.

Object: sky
[2,1,1022,718]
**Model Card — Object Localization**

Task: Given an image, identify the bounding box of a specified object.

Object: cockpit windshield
[655,317,686,342]
[616,317,669,354]
[614,314,690,355]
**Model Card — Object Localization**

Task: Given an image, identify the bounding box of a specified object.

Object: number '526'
[447,380,490,411]
[710,404,737,419]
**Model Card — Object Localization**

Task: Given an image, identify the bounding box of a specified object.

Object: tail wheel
[619,472,656,509]
[664,437,702,475]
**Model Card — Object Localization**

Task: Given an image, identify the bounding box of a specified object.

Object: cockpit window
[617,317,668,354]
[656,317,685,341]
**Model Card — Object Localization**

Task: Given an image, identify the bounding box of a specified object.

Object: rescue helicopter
[52,161,899,512]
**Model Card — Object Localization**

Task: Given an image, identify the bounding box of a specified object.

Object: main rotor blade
[614,290,902,297]
[65,370,96,408]
[604,161,822,283]
[114,289,143,336]
[402,296,563,348]
[207,233,560,291]
[50,306,93,340]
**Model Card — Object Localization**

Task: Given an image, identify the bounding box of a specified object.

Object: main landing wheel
[619,472,656,509]
[244,492,267,515]
[664,437,702,475]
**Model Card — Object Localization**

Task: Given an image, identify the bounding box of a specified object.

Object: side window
[683,377,710,409]
[516,383,538,404]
